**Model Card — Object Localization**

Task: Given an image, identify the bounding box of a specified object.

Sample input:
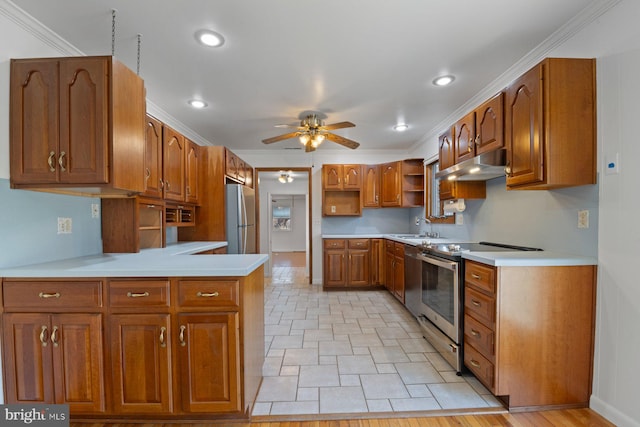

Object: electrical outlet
[455,213,464,225]
[331,206,336,213]
[578,210,589,229]
[57,217,72,234]
[91,203,100,218]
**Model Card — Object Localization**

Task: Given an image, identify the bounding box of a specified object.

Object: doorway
[255,168,312,284]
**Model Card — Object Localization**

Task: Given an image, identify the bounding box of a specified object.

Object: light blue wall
[0,179,103,268]
[413,176,599,256]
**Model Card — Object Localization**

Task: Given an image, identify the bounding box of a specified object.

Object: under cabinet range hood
[436,149,507,181]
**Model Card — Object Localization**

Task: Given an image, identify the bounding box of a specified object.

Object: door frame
[255,167,313,285]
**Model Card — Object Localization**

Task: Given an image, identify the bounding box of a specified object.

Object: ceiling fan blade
[324,132,360,149]
[262,132,300,144]
[305,144,316,153]
[322,121,355,131]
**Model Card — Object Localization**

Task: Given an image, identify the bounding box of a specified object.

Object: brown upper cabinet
[143,115,164,199]
[381,160,424,207]
[362,164,381,208]
[505,58,596,189]
[322,164,362,190]
[454,93,505,164]
[10,56,145,196]
[163,125,186,202]
[185,139,200,204]
[438,128,455,171]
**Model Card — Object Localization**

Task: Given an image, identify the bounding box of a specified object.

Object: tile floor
[252,264,503,417]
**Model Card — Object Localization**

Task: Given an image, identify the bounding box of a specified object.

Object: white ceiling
[11,0,605,152]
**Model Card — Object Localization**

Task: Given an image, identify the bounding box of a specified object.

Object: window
[272,205,291,231]
[425,161,455,224]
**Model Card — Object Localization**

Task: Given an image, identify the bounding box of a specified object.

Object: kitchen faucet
[416,217,439,238]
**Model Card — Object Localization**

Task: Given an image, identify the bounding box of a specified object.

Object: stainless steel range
[404,241,542,374]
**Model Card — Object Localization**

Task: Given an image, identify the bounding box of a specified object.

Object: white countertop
[0,242,269,278]
[322,234,597,267]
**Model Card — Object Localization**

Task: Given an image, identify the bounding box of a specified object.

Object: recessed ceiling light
[188,99,208,109]
[393,123,409,132]
[433,75,455,87]
[195,29,225,47]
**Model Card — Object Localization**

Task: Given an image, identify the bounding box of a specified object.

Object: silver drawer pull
[127,291,150,298]
[471,329,480,337]
[470,359,481,368]
[39,292,60,299]
[197,291,219,298]
[471,300,481,307]
[471,273,481,280]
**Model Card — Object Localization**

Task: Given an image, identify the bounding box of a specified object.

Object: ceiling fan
[262,114,360,152]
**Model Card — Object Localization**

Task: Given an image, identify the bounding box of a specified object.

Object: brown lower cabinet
[1,269,264,421]
[463,260,596,410]
[384,240,405,303]
[323,238,385,290]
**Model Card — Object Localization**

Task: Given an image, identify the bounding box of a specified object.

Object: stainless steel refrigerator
[225,184,256,254]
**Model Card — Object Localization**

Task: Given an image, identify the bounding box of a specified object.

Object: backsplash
[0,179,102,268]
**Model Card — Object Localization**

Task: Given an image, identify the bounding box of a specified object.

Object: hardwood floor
[272,251,306,267]
[71,407,614,426]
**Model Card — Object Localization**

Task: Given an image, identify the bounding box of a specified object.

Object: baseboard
[590,395,640,427]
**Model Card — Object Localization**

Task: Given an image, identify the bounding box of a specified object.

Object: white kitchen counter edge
[462,251,597,267]
[0,241,270,278]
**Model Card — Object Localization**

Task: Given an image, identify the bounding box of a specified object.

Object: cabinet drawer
[324,239,346,249]
[465,261,496,295]
[465,287,495,326]
[2,280,103,310]
[177,280,239,308]
[464,314,495,360]
[464,344,495,390]
[348,239,369,249]
[394,243,405,257]
[109,280,170,308]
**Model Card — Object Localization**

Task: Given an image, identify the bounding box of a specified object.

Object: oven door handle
[417,253,458,272]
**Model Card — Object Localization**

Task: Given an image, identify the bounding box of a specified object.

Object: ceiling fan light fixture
[278,171,294,183]
[195,29,225,47]
[393,123,409,132]
[299,133,311,145]
[311,133,325,148]
[433,74,455,87]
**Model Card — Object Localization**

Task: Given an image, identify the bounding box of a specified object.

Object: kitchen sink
[389,234,427,238]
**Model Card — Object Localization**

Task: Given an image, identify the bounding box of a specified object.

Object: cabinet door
[51,313,105,413]
[384,244,395,293]
[342,164,361,189]
[177,313,240,413]
[109,314,172,414]
[185,139,200,204]
[322,164,343,189]
[439,180,455,201]
[163,126,186,201]
[348,249,370,286]
[324,249,347,287]
[394,253,405,303]
[454,112,475,163]
[475,92,504,155]
[505,64,543,187]
[144,115,164,198]
[380,162,400,207]
[2,313,55,404]
[10,59,60,184]
[438,127,455,170]
[362,165,380,207]
[59,58,109,184]
[370,239,384,285]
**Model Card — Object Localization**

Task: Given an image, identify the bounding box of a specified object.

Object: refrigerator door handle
[240,189,248,254]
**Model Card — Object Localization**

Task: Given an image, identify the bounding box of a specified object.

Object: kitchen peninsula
[0,242,268,421]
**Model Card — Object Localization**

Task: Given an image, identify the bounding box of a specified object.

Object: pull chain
[111,9,117,56]
[136,34,142,75]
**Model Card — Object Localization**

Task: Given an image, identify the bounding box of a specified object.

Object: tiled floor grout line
[253,266,503,416]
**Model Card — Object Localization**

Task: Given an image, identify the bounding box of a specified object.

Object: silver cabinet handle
[51,326,59,347]
[179,325,186,347]
[159,327,166,348]
[471,329,480,337]
[40,325,49,347]
[197,291,219,298]
[58,151,66,172]
[39,292,60,299]
[471,300,481,307]
[127,291,150,298]
[470,359,481,368]
[48,151,56,172]
[471,273,481,280]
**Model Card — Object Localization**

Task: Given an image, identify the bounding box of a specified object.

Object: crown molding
[412,0,622,151]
